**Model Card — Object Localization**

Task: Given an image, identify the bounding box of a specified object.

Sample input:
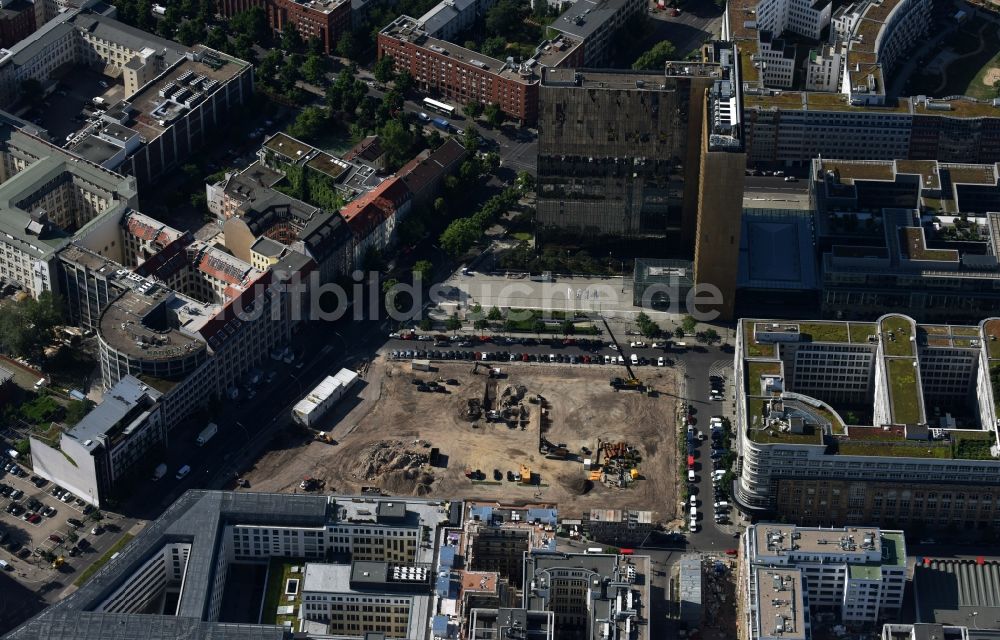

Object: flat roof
[752,524,891,561]
[914,558,1000,630]
[64,375,160,452]
[127,46,248,141]
[755,568,807,640]
[380,16,553,85]
[542,65,721,89]
[552,0,634,40]
[98,288,211,361]
[264,132,316,164]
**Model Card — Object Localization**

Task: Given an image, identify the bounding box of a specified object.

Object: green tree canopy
[632,40,677,71]
[0,292,63,359]
[413,260,434,281]
[288,106,329,141]
[231,6,267,41]
[281,21,303,52]
[374,56,396,84]
[464,100,483,119]
[377,118,415,170]
[484,102,504,127]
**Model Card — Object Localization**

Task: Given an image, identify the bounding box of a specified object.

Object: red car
[48,534,62,543]
[27,514,41,524]
[522,353,530,362]
[725,549,738,556]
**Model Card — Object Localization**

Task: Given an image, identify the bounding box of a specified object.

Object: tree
[681,315,698,333]
[462,126,482,151]
[533,320,545,333]
[176,18,205,46]
[288,106,328,141]
[446,314,462,331]
[488,306,503,321]
[419,317,434,331]
[632,40,678,71]
[486,0,524,36]
[482,35,507,57]
[674,327,685,339]
[231,6,267,42]
[516,170,535,192]
[374,55,396,84]
[703,328,720,344]
[561,320,575,335]
[413,260,434,281]
[14,439,29,456]
[636,312,660,338]
[484,102,504,128]
[303,54,328,85]
[434,197,446,214]
[307,36,324,56]
[395,69,414,94]
[465,100,483,119]
[377,118,415,170]
[473,318,490,330]
[0,292,63,359]
[440,218,481,257]
[281,21,303,53]
[336,31,357,59]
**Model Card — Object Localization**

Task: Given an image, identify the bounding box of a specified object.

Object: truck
[151,463,167,481]
[412,359,432,372]
[196,423,218,446]
[292,368,359,427]
[432,117,450,131]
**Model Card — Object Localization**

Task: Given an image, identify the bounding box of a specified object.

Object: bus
[423,97,455,117]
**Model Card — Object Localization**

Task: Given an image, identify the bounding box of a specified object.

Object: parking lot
[0,458,114,587]
[22,66,123,143]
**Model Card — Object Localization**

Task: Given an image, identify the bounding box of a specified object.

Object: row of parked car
[391,349,676,367]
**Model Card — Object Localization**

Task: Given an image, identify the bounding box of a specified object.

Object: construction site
[241,356,681,522]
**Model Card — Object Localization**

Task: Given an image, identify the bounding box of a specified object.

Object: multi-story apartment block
[300,561,432,637]
[416,0,498,41]
[754,0,831,41]
[547,0,645,67]
[537,48,745,318]
[725,0,1000,166]
[0,8,254,185]
[811,158,1000,321]
[741,524,906,638]
[6,491,453,639]
[522,552,650,640]
[378,16,582,124]
[804,44,842,92]
[217,0,350,54]
[29,375,163,507]
[733,315,1000,529]
[468,608,556,640]
[340,174,411,267]
[755,30,795,88]
[0,0,37,48]
[0,120,138,299]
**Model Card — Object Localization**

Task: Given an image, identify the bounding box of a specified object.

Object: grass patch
[74,533,134,586]
[946,25,1000,100]
[742,321,777,357]
[837,441,951,459]
[848,323,877,343]
[746,362,781,395]
[952,326,980,337]
[262,558,303,629]
[798,322,849,343]
[512,232,533,242]
[954,437,996,459]
[880,315,915,357]
[887,358,921,424]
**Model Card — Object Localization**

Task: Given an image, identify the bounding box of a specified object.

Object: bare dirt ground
[244,356,680,522]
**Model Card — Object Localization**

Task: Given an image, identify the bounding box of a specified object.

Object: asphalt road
[641,0,724,58]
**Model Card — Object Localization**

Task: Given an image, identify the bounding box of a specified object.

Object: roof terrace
[880,314,916,357]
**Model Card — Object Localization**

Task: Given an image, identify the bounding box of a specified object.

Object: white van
[689,518,698,532]
[689,506,697,518]
[175,464,191,480]
[687,470,695,482]
[714,501,729,510]
[630,354,638,366]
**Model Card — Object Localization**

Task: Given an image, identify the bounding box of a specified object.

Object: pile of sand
[350,440,431,487]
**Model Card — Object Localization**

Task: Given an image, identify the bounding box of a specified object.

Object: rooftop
[899,227,959,262]
[380,16,560,84]
[63,375,161,453]
[263,133,315,164]
[98,288,212,361]
[550,0,637,40]
[126,46,249,141]
[754,568,807,640]
[914,558,1000,630]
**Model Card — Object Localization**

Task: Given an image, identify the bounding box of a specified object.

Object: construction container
[583,458,593,470]
[292,368,358,427]
[520,464,531,484]
[412,359,432,371]
[630,468,639,480]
